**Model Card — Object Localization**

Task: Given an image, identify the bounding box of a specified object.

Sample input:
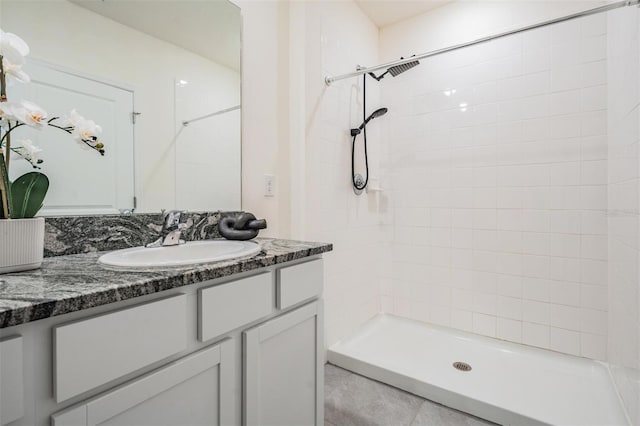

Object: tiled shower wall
[607,6,640,424]
[382,14,609,359]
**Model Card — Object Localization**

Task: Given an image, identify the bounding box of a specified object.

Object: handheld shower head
[359,107,388,130]
[351,107,388,136]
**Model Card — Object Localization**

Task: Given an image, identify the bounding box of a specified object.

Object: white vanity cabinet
[52,339,235,426]
[244,300,323,426]
[0,256,325,426]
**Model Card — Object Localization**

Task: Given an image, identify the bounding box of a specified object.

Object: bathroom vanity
[0,238,332,426]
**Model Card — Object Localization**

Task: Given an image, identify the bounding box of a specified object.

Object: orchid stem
[5,132,10,174]
[0,55,6,103]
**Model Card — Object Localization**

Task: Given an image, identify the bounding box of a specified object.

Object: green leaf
[10,172,49,219]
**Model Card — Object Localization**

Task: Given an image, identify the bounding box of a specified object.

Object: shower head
[388,60,420,76]
[369,56,420,81]
[351,107,388,136]
[359,107,388,129]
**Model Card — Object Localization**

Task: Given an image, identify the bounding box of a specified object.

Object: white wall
[235,0,292,238]
[301,0,384,347]
[607,5,640,424]
[380,0,605,62]
[379,1,613,359]
[1,0,241,213]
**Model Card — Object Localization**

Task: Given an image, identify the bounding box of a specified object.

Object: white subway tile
[496,274,523,298]
[496,296,522,320]
[496,209,522,230]
[522,300,551,325]
[549,327,581,356]
[549,281,581,307]
[473,292,497,315]
[552,64,583,92]
[497,253,522,275]
[581,14,606,37]
[521,210,550,232]
[581,85,607,112]
[497,318,523,343]
[524,27,551,50]
[580,185,607,210]
[523,322,550,348]
[522,255,550,279]
[580,284,608,311]
[552,41,583,68]
[581,110,607,137]
[451,309,473,332]
[580,259,607,285]
[550,257,582,283]
[581,135,607,161]
[548,115,582,138]
[473,313,497,337]
[580,61,606,88]
[548,233,581,258]
[523,72,550,97]
[580,35,606,63]
[549,211,582,235]
[581,308,607,335]
[550,90,581,116]
[581,235,608,260]
[550,304,582,330]
[580,333,607,360]
[522,277,551,302]
[552,20,581,44]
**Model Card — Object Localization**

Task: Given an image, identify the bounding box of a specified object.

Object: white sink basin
[98,240,261,268]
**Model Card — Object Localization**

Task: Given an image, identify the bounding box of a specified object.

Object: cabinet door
[52,339,236,426]
[243,301,323,426]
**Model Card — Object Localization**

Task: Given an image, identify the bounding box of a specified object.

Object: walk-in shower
[326,0,640,424]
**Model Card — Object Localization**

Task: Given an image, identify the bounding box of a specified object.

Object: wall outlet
[264,175,275,197]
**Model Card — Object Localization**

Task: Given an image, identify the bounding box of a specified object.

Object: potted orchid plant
[0,29,105,273]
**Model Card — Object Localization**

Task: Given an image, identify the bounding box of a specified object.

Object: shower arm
[324,0,640,86]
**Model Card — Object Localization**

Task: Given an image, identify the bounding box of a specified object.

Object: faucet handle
[163,210,184,232]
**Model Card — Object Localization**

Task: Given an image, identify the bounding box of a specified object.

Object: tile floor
[325,364,496,426]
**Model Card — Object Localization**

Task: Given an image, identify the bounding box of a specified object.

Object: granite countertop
[0,238,332,329]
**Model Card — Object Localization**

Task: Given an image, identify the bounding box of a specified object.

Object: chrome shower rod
[325,0,640,85]
[182,105,241,127]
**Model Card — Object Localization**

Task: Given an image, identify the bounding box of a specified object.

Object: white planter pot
[0,217,45,274]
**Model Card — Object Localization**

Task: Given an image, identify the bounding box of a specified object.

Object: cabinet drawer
[277,259,323,309]
[0,336,24,425]
[54,295,187,403]
[198,272,273,342]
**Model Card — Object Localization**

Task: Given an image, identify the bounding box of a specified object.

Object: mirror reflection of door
[9,61,135,216]
[0,0,242,214]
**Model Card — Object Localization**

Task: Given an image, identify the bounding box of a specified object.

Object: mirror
[0,0,242,215]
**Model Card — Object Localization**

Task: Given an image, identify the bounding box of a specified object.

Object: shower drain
[453,361,472,372]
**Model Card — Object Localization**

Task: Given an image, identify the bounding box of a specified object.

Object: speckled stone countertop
[0,238,332,329]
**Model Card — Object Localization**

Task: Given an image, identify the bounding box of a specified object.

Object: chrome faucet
[146,210,187,248]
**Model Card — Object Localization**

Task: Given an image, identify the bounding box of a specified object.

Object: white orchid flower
[73,118,102,146]
[2,57,30,84]
[0,29,29,66]
[65,109,102,146]
[0,101,20,124]
[11,100,48,129]
[60,109,82,127]
[13,138,42,166]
